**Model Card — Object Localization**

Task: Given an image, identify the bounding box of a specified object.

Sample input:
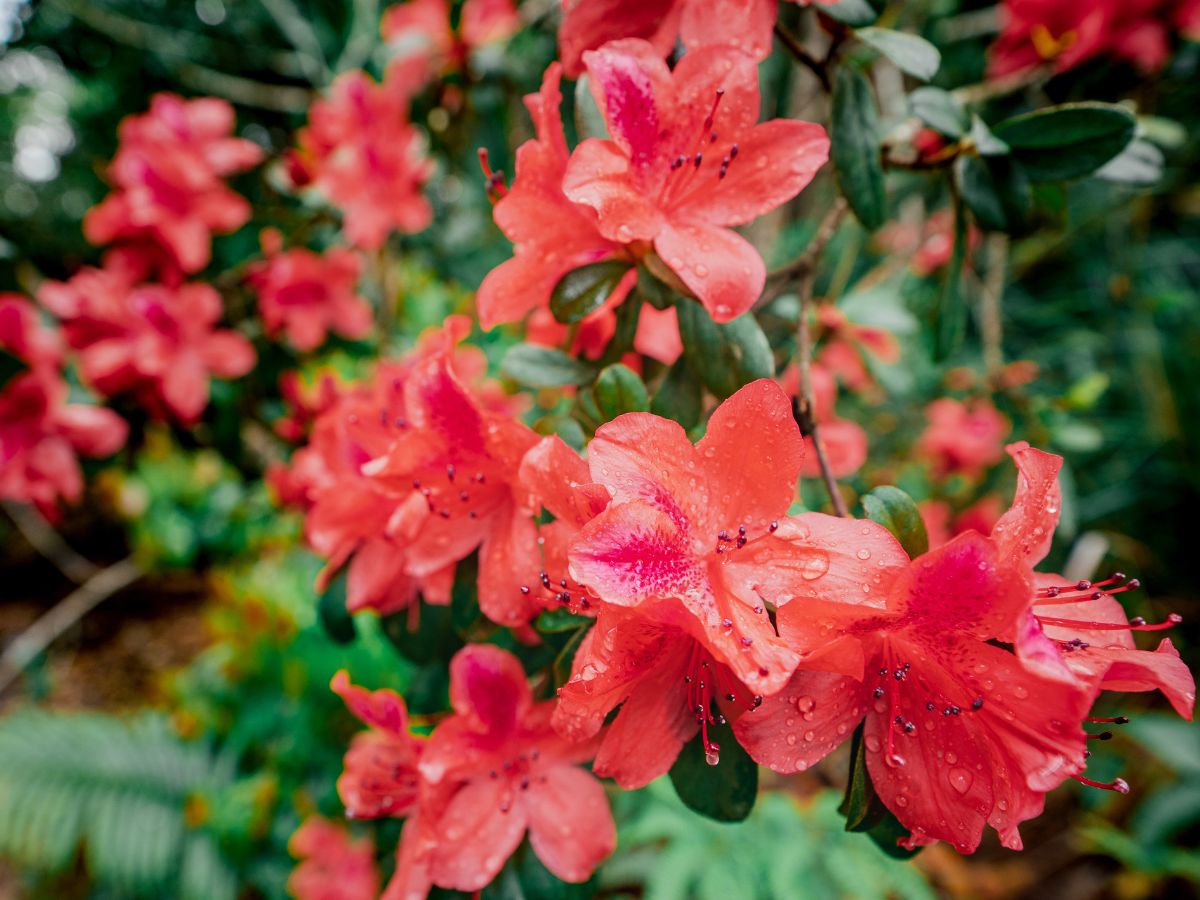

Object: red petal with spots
[734,670,869,774]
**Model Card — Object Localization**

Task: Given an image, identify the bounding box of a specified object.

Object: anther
[1088,731,1114,741]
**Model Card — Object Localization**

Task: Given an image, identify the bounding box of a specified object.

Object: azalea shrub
[1,0,1199,898]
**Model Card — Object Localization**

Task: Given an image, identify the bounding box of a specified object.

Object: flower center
[410,463,491,523]
[662,89,741,209]
[487,749,545,814]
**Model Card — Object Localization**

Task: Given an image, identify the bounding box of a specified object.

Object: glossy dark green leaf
[501,345,594,388]
[958,155,1031,233]
[676,301,774,399]
[860,486,928,558]
[381,601,462,665]
[651,356,703,429]
[832,66,886,230]
[593,363,649,420]
[669,731,758,822]
[450,553,480,633]
[549,260,632,324]
[992,102,1136,182]
[637,261,678,311]
[838,724,921,859]
[909,86,967,139]
[317,571,355,644]
[856,27,940,81]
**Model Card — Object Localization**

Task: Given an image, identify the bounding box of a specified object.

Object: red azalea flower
[558,0,833,76]
[292,320,522,618]
[84,94,262,274]
[249,234,373,352]
[477,63,637,331]
[332,671,425,820]
[363,346,543,627]
[298,69,433,249]
[0,297,127,514]
[40,267,255,423]
[394,645,614,893]
[989,0,1200,78]
[299,361,451,616]
[738,522,1095,853]
[562,40,829,322]
[382,0,519,77]
[918,396,1010,480]
[981,444,1195,721]
[566,379,825,698]
[287,816,380,900]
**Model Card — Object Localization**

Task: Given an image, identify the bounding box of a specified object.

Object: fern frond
[0,709,237,899]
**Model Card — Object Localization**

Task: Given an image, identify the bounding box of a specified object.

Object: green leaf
[637,260,679,311]
[549,260,632,325]
[593,363,649,420]
[501,345,594,389]
[534,607,591,634]
[381,601,463,665]
[957,155,1031,233]
[839,724,921,859]
[832,66,886,230]
[651,356,703,429]
[1095,138,1164,186]
[317,571,356,644]
[991,102,1136,182]
[856,28,940,81]
[668,731,758,822]
[676,302,774,399]
[909,87,967,139]
[860,486,928,558]
[821,0,878,27]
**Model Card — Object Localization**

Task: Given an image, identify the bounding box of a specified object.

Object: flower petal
[427,777,527,891]
[992,442,1062,569]
[734,670,866,773]
[695,379,802,533]
[653,220,764,322]
[448,644,533,739]
[331,669,411,736]
[562,138,665,242]
[677,120,829,226]
[526,766,616,882]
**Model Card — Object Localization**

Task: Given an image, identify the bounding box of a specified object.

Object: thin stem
[979,233,1009,379]
[0,557,142,695]
[788,200,851,518]
[773,24,831,92]
[3,500,98,584]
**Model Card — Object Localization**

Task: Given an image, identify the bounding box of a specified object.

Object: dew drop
[948,767,973,795]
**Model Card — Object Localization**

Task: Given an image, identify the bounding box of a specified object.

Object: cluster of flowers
[284,341,1193,895]
[265,3,1200,896]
